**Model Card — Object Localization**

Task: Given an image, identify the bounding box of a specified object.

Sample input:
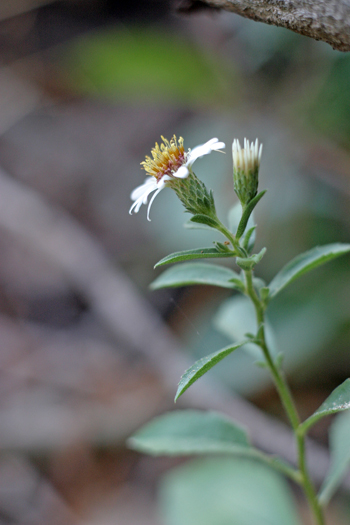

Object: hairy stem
[244,268,325,525]
[215,220,247,257]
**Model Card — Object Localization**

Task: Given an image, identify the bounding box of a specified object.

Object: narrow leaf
[236,190,266,239]
[243,225,257,253]
[151,263,242,290]
[175,341,247,401]
[319,412,350,505]
[300,379,350,434]
[155,247,233,267]
[128,410,249,455]
[268,243,350,299]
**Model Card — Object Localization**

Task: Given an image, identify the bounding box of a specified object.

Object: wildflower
[232,138,262,206]
[129,136,225,220]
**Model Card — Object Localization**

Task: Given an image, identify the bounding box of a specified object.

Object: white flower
[129,135,225,220]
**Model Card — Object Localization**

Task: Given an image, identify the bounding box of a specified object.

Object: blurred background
[0,0,350,523]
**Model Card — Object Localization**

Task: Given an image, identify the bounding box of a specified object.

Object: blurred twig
[0,66,43,135]
[178,0,350,52]
[0,454,80,524]
[0,0,54,21]
[0,165,348,490]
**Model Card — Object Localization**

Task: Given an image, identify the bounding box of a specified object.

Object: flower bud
[232,138,262,206]
[169,172,217,218]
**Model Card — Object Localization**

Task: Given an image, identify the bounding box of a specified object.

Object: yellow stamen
[141,135,185,182]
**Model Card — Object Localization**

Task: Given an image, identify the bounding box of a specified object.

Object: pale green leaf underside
[154,247,233,267]
[319,412,350,505]
[150,262,241,290]
[184,220,217,232]
[128,410,249,456]
[268,243,350,299]
[300,379,350,434]
[175,341,247,401]
[160,458,300,525]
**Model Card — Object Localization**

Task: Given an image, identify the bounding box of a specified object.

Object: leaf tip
[154,259,165,268]
[174,386,183,403]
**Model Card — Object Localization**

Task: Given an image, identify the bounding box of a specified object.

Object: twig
[177,0,350,52]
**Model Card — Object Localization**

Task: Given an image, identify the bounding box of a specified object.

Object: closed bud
[232,138,262,207]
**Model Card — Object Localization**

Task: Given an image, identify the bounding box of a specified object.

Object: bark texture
[178,0,350,52]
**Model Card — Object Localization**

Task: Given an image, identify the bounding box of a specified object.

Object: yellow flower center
[141,135,186,182]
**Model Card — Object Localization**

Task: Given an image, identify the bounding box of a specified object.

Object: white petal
[174,165,189,179]
[129,176,168,218]
[147,188,162,221]
[130,177,157,201]
[129,198,142,214]
[186,137,225,167]
[129,177,159,215]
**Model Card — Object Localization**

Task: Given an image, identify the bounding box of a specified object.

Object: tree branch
[178,0,350,52]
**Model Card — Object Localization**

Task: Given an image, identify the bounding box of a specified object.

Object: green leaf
[268,243,350,299]
[227,204,255,249]
[214,242,231,253]
[150,263,242,290]
[154,247,233,267]
[175,341,247,401]
[128,410,250,455]
[236,190,266,239]
[243,225,257,253]
[128,411,299,482]
[319,412,350,505]
[236,247,266,270]
[260,286,270,302]
[300,379,350,434]
[190,214,220,229]
[160,458,300,525]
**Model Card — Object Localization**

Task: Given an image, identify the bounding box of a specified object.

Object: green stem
[243,268,325,525]
[215,220,247,258]
[248,450,302,485]
[296,431,326,525]
[244,270,300,430]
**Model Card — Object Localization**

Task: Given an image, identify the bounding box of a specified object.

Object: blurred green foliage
[305,55,350,148]
[60,26,235,104]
